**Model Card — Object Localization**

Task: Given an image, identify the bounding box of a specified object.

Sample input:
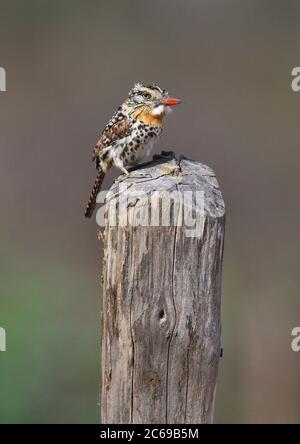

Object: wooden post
[100,151,225,424]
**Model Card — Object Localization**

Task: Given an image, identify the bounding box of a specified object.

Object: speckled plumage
[85,83,180,218]
[92,107,162,174]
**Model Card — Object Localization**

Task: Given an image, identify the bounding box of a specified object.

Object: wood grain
[101,151,225,424]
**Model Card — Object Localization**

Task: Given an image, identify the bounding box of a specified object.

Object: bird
[84,83,181,218]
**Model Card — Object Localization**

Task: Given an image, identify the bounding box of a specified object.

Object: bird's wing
[92,109,132,162]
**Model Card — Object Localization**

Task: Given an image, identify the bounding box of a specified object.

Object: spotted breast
[93,107,162,175]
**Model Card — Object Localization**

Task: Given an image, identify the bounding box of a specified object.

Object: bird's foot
[120,166,129,175]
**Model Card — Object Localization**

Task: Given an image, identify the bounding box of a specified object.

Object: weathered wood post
[100,151,225,424]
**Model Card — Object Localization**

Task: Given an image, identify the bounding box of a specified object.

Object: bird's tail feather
[85,169,105,218]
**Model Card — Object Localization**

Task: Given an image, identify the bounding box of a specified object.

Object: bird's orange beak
[162,97,181,106]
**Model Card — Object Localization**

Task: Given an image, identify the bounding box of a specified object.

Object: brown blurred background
[0,0,300,423]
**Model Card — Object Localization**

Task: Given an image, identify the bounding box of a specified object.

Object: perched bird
[85,83,181,218]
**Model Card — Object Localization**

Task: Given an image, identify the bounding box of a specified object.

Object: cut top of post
[104,151,225,235]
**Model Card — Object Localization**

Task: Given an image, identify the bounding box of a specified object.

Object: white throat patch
[152,104,165,116]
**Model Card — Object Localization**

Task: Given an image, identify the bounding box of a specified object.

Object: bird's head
[123,83,181,124]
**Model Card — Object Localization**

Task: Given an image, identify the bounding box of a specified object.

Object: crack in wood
[184,346,190,422]
[165,222,178,423]
[165,172,181,423]
[129,230,135,424]
[101,152,225,424]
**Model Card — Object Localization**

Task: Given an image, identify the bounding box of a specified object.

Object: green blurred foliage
[0,245,99,423]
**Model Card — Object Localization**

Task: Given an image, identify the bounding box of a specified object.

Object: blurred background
[0,0,300,423]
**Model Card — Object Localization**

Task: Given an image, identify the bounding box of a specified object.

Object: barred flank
[85,169,105,218]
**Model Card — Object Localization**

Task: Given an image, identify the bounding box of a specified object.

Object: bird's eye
[142,92,151,99]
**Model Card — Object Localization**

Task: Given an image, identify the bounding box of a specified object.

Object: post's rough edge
[104,150,225,223]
